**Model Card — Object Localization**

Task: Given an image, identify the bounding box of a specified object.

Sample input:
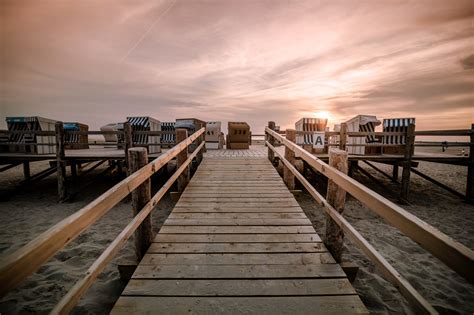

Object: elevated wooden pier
[111,156,367,314]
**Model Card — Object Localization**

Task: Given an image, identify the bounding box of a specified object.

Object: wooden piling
[400,123,415,202]
[176,129,190,191]
[392,163,399,182]
[23,162,30,181]
[124,122,132,171]
[339,123,347,151]
[55,122,67,202]
[267,121,276,163]
[128,147,154,261]
[466,123,474,203]
[283,129,296,190]
[324,148,348,263]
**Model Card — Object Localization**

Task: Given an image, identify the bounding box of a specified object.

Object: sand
[0,149,473,314]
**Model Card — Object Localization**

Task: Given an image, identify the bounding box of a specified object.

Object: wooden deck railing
[0,128,205,314]
[266,127,474,314]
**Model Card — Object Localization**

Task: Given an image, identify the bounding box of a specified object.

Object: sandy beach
[0,149,473,314]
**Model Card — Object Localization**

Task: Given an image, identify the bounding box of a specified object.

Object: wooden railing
[266,127,474,314]
[0,128,205,314]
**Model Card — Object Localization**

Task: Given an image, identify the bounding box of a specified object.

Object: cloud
[1,0,473,132]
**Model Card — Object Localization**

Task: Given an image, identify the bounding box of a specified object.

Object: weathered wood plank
[159,226,315,234]
[163,218,312,226]
[111,296,368,314]
[168,212,308,219]
[153,233,322,243]
[141,253,335,265]
[122,278,356,296]
[132,264,344,279]
[172,206,303,213]
[147,242,325,253]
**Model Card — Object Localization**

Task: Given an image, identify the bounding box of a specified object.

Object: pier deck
[111,155,367,314]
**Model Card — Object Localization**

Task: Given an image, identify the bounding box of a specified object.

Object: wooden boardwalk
[111,156,368,314]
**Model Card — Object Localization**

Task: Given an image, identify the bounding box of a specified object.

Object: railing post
[197,128,204,164]
[466,123,474,203]
[124,122,132,170]
[176,128,190,191]
[283,129,296,190]
[267,121,275,162]
[55,122,67,202]
[128,147,154,261]
[324,148,348,263]
[339,123,347,151]
[400,123,415,202]
[392,162,399,182]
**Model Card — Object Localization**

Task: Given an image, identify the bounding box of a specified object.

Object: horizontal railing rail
[0,127,205,300]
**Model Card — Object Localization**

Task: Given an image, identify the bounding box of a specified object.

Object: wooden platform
[111,156,367,314]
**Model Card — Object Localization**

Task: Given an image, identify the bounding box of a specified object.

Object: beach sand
[0,150,473,314]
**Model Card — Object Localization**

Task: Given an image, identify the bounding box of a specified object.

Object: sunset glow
[1,0,473,133]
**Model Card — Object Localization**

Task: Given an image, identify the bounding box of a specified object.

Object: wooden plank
[154,233,322,243]
[122,278,356,296]
[159,226,315,234]
[176,202,300,207]
[179,199,298,206]
[140,253,336,265]
[266,127,474,284]
[172,206,303,213]
[168,212,308,219]
[147,242,325,253]
[163,218,312,226]
[181,192,292,197]
[132,264,343,279]
[111,296,368,314]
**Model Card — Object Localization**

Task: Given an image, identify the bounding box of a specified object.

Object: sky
[1,0,473,133]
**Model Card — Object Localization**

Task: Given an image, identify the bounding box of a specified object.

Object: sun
[315,111,330,120]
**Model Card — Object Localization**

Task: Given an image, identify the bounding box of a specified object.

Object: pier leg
[55,122,67,202]
[124,122,132,172]
[176,129,190,191]
[267,121,276,163]
[23,162,30,181]
[128,147,154,261]
[466,124,474,203]
[283,129,296,190]
[348,160,357,178]
[399,124,415,202]
[70,161,77,178]
[392,163,399,182]
[324,148,348,263]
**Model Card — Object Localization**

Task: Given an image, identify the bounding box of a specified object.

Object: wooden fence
[0,128,205,314]
[266,127,474,314]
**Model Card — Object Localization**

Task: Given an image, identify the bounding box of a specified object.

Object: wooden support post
[176,128,190,191]
[55,122,67,202]
[466,124,474,203]
[267,121,276,163]
[196,128,204,164]
[23,162,30,181]
[400,123,415,202]
[128,147,154,261]
[392,163,399,182]
[324,148,348,263]
[283,129,296,190]
[124,122,132,171]
[339,123,347,151]
[70,161,77,178]
[348,160,357,178]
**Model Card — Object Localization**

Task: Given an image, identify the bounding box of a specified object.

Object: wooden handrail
[266,127,474,283]
[51,141,205,314]
[0,128,205,297]
[267,141,436,314]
